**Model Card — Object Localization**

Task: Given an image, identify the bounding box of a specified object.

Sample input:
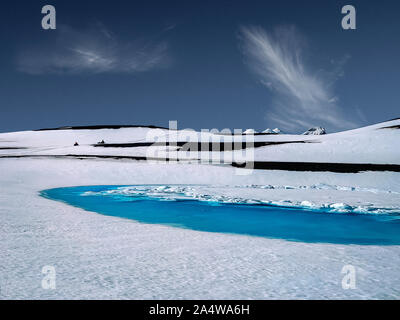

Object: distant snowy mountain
[243,129,258,134]
[272,128,281,134]
[262,128,281,134]
[302,127,326,135]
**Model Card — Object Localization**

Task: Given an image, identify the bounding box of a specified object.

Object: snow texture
[1,119,400,299]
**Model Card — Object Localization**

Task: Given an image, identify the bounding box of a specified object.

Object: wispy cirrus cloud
[17,23,171,75]
[240,25,358,132]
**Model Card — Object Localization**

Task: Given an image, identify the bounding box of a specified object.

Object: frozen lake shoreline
[1,158,400,299]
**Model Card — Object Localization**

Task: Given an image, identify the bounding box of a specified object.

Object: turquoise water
[41,185,400,245]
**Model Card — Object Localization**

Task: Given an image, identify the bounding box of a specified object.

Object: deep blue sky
[0,0,399,133]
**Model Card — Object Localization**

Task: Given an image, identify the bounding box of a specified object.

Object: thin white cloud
[240,25,358,132]
[17,24,171,75]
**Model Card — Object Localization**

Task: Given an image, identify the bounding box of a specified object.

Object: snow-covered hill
[0,118,399,166]
[1,119,400,299]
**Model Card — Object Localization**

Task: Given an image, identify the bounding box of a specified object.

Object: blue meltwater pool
[40,185,400,245]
